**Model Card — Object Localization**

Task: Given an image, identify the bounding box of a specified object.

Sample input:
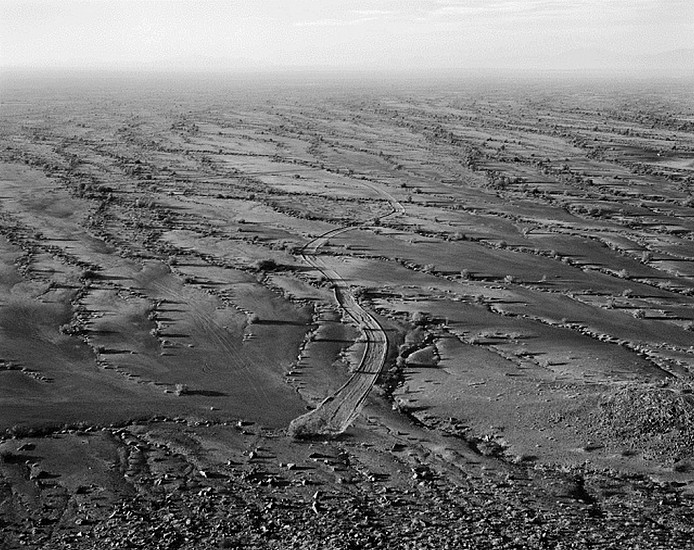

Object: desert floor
[1,72,694,549]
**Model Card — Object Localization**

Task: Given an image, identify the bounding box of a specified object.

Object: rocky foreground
[2,396,694,550]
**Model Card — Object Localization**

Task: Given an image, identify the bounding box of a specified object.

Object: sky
[1,0,692,72]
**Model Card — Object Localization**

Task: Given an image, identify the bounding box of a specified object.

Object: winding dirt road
[288,180,403,437]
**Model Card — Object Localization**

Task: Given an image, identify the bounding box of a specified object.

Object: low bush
[252,258,278,271]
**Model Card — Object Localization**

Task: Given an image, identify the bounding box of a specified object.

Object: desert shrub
[134,198,154,208]
[0,450,18,463]
[6,424,37,438]
[81,268,99,280]
[352,287,367,300]
[673,460,693,473]
[252,258,278,271]
[59,322,77,335]
[410,311,430,327]
[404,326,426,346]
[174,384,189,396]
[247,313,260,324]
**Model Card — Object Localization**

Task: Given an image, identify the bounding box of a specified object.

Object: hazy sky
[1,0,692,71]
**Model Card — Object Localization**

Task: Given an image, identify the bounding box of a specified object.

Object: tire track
[148,275,273,403]
[288,178,403,437]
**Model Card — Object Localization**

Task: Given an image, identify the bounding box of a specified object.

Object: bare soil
[1,71,694,549]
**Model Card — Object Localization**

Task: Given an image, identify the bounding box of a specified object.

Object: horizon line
[2,64,692,77]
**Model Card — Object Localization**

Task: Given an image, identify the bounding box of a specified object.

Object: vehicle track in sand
[147,274,274,403]
[288,178,404,437]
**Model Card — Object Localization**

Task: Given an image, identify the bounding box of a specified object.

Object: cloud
[422,0,564,17]
[294,14,386,27]
[350,9,394,16]
[295,18,347,27]
[421,0,681,19]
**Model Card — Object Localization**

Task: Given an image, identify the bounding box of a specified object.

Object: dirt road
[288,180,402,436]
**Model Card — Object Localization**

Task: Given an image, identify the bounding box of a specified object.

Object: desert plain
[1,71,694,549]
